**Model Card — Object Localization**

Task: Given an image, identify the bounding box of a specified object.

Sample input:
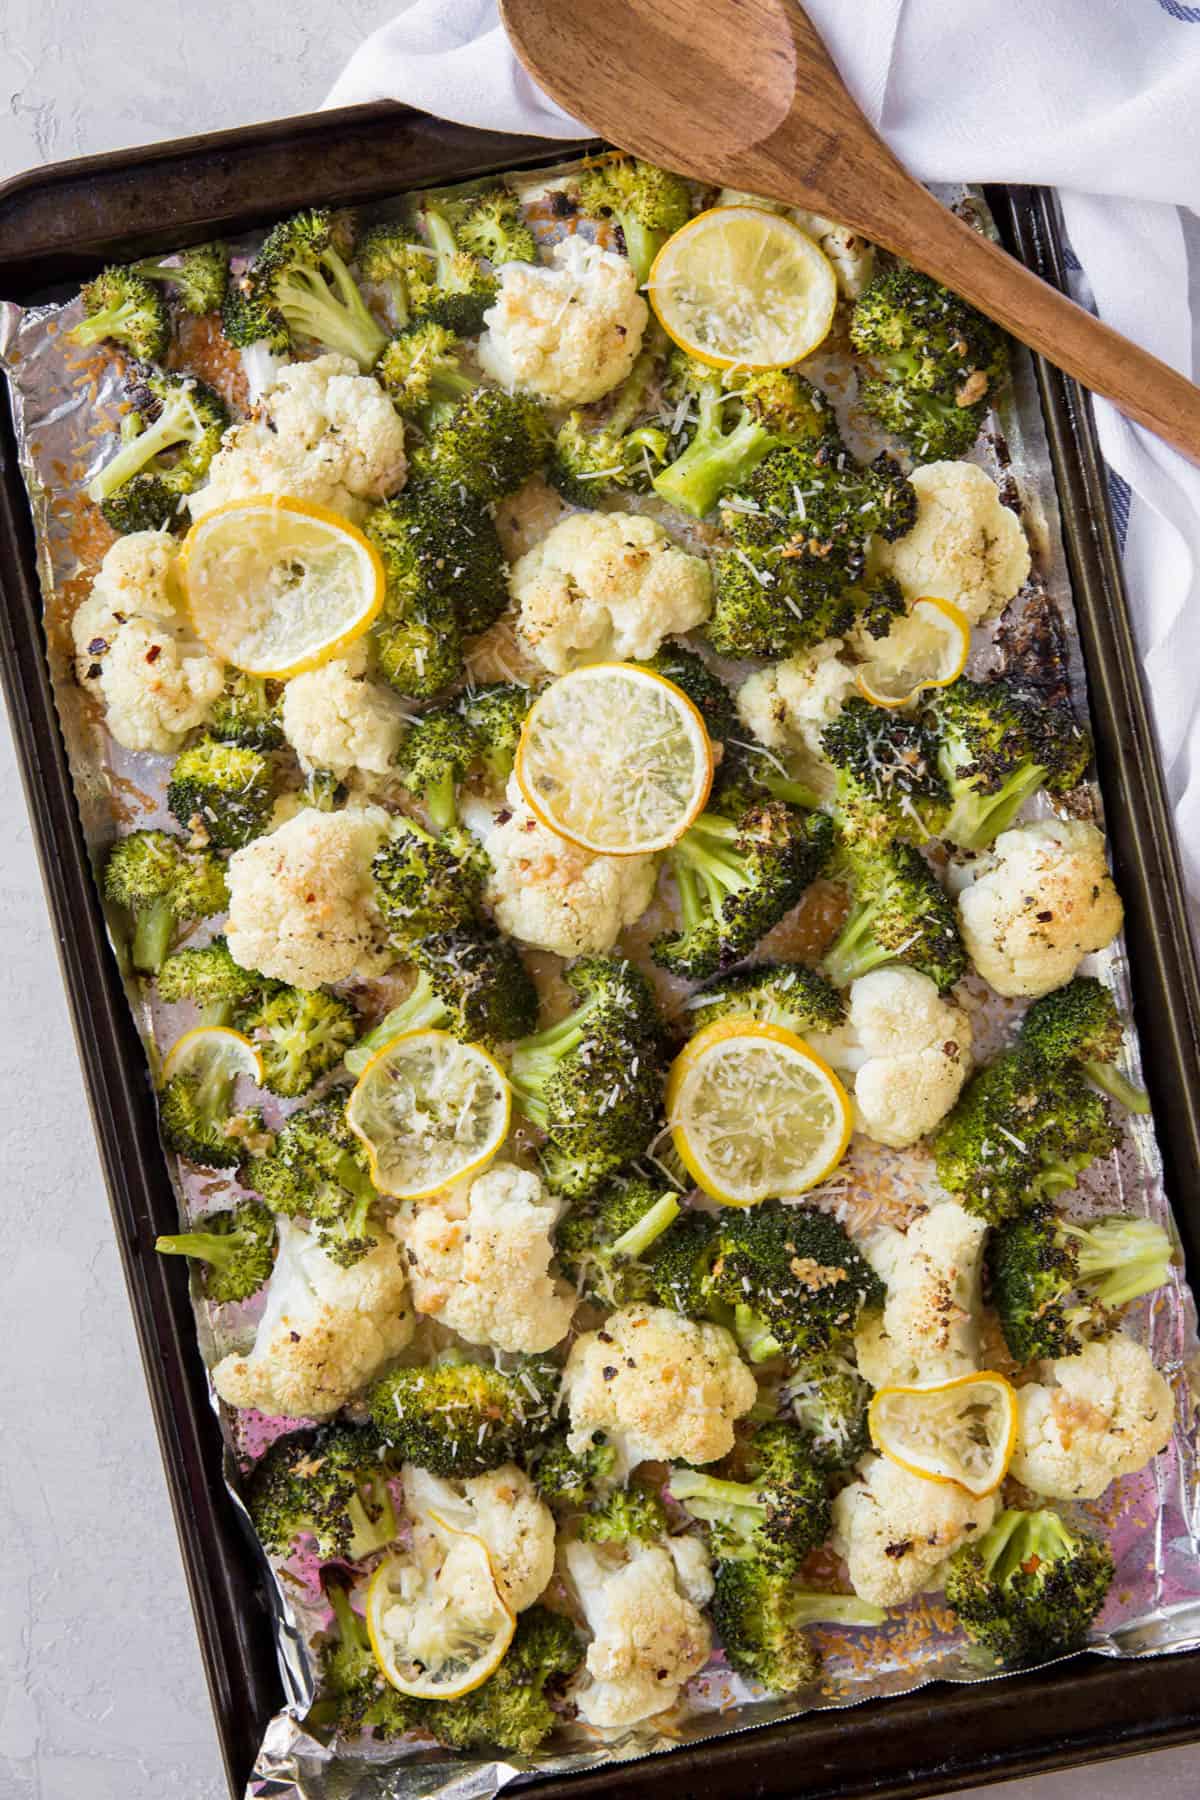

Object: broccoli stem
[326,1578,368,1649]
[154,1227,243,1270]
[425,209,461,283]
[87,399,199,504]
[790,1593,887,1627]
[71,299,144,349]
[735,1303,782,1363]
[654,403,771,519]
[1060,1216,1172,1308]
[509,1006,596,1130]
[617,215,663,289]
[943,762,1046,853]
[674,817,752,912]
[345,1478,398,1560]
[133,897,177,974]
[669,1468,762,1512]
[761,773,823,812]
[609,1193,680,1260]
[425,772,458,834]
[344,974,447,1076]
[276,253,387,370]
[823,900,891,990]
[1082,1059,1151,1115]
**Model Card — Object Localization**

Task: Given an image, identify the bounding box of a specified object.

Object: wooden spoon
[500,0,1200,460]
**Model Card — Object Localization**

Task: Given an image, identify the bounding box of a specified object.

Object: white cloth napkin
[326,0,1200,912]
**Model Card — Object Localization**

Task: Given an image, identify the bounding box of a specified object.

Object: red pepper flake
[145,644,162,664]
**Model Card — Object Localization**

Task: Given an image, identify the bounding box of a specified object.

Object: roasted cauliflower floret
[563,1305,757,1471]
[832,1451,998,1607]
[478,237,649,406]
[190,355,407,524]
[211,1218,413,1421]
[392,1162,575,1354]
[510,510,712,674]
[1009,1333,1174,1500]
[957,820,1124,999]
[735,641,856,762]
[812,967,973,1149]
[225,804,391,988]
[854,1201,988,1389]
[564,1537,712,1729]
[402,1463,556,1612]
[878,461,1030,624]
[280,642,408,780]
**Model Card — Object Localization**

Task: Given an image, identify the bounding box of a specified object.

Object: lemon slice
[180,497,386,678]
[666,1017,852,1206]
[366,1524,514,1701]
[159,1023,264,1090]
[854,597,971,709]
[648,206,838,371]
[869,1371,1018,1498]
[346,1028,510,1199]
[514,662,714,855]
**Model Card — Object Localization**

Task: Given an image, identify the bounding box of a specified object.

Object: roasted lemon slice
[854,596,971,709]
[180,497,385,678]
[346,1028,510,1199]
[666,1017,852,1206]
[159,1023,264,1091]
[869,1371,1018,1498]
[366,1522,515,1702]
[648,206,838,370]
[514,662,714,855]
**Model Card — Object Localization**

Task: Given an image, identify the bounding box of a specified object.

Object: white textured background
[0,6,1196,1797]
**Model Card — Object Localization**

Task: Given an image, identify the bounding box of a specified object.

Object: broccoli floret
[705,541,855,660]
[685,962,845,1040]
[87,369,228,532]
[220,275,291,356]
[394,704,480,830]
[944,1508,1114,1666]
[926,676,1091,852]
[246,1424,397,1560]
[842,569,908,642]
[366,504,463,699]
[577,1479,669,1544]
[156,935,264,1017]
[103,829,228,974]
[1019,976,1149,1114]
[166,736,274,850]
[245,208,387,370]
[653,797,833,980]
[131,243,229,315]
[365,1357,559,1476]
[508,958,665,1197]
[531,1431,618,1510]
[422,1604,581,1757]
[159,1056,264,1171]
[638,645,738,745]
[70,267,169,361]
[822,839,965,993]
[711,1204,885,1362]
[238,985,358,1097]
[355,222,430,329]
[934,1047,1121,1225]
[850,264,1008,462]
[408,198,499,336]
[308,1576,398,1737]
[555,1176,682,1307]
[371,817,488,946]
[653,355,840,519]
[575,154,692,284]
[549,346,669,505]
[987,1203,1172,1363]
[459,683,533,787]
[207,672,285,750]
[368,483,510,645]
[711,1561,883,1692]
[728,444,916,563]
[345,927,538,1062]
[820,696,949,848]
[442,184,539,266]
[670,1420,830,1569]
[155,1198,276,1302]
[782,1351,873,1470]
[417,387,550,503]
[375,320,476,418]
[248,1093,381,1266]
[649,1210,724,1317]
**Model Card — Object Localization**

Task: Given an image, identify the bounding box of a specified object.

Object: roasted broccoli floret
[354,221,430,329]
[711,1561,883,1692]
[712,1203,885,1362]
[375,320,476,417]
[459,683,533,787]
[549,346,669,504]
[649,1210,724,1317]
[248,1093,381,1266]
[441,184,539,266]
[639,645,738,745]
[705,541,856,660]
[926,676,1091,852]
[166,736,274,850]
[575,154,692,284]
[407,197,499,336]
[393,706,482,831]
[669,1421,830,1569]
[345,927,538,1061]
[365,1357,559,1476]
[102,829,228,974]
[87,368,228,532]
[368,483,510,649]
[156,935,264,1017]
[207,672,285,750]
[653,354,839,519]
[155,1198,276,1302]
[934,1047,1121,1225]
[70,267,169,361]
[309,1575,404,1737]
[850,264,1008,462]
[555,1176,682,1307]
[131,242,229,314]
[577,1479,669,1544]
[782,1351,873,1470]
[367,504,462,698]
[822,840,965,993]
[220,277,291,356]
[371,817,488,946]
[944,1508,1114,1666]
[247,1424,398,1560]
[239,986,358,1097]
[422,1605,581,1757]
[159,1059,264,1170]
[653,797,833,980]
[1019,976,1149,1114]
[244,208,387,370]
[728,444,917,561]
[987,1204,1172,1363]
[821,696,949,848]
[531,1431,618,1510]
[416,386,550,502]
[684,962,845,1040]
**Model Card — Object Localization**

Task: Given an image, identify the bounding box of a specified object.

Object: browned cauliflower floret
[280,642,408,781]
[831,1452,997,1607]
[878,461,1030,623]
[478,237,649,405]
[854,1201,988,1389]
[402,1463,556,1612]
[564,1537,712,1728]
[1009,1333,1175,1500]
[811,967,973,1149]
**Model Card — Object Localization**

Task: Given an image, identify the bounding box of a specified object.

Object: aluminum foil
[3,170,1200,1800]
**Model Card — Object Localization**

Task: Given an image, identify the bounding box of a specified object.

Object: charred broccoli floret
[1019,976,1149,1114]
[248,1093,381,1266]
[782,1351,873,1470]
[345,927,538,1061]
[158,1058,264,1170]
[131,242,229,314]
[669,1421,830,1569]
[649,1210,724,1317]
[246,1424,398,1560]
[531,1432,619,1510]
[705,542,855,660]
[238,986,358,1097]
[207,672,285,750]
[684,962,845,1040]
[441,184,539,266]
[70,266,169,361]
[987,1204,1172,1363]
[422,1605,581,1757]
[166,736,274,850]
[711,1561,883,1692]
[822,840,965,993]
[375,319,476,417]
[711,1203,885,1362]
[575,154,692,284]
[370,483,510,648]
[244,208,387,370]
[354,221,430,329]
[87,368,228,533]
[102,829,228,974]
[944,1508,1114,1666]
[926,676,1091,852]
[549,346,669,504]
[820,696,949,848]
[371,817,488,946]
[555,1176,682,1307]
[365,1357,559,1476]
[155,1198,276,1302]
[638,645,738,746]
[416,386,550,502]
[727,444,917,560]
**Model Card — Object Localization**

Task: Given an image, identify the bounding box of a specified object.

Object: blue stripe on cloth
[1108,470,1132,551]
[1062,244,1083,272]
[1157,0,1200,20]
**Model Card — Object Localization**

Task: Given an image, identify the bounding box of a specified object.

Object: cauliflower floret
[854,1201,988,1389]
[402,1463,555,1612]
[832,1452,997,1607]
[957,819,1124,999]
[280,643,408,780]
[563,1305,757,1471]
[812,967,973,1149]
[478,237,649,406]
[877,461,1030,624]
[211,1218,413,1421]
[1010,1333,1175,1501]
[466,792,656,958]
[393,1162,575,1354]
[225,803,391,988]
[511,510,712,674]
[72,531,224,754]
[667,1532,716,1608]
[190,355,407,524]
[565,1538,712,1729]
[735,641,855,762]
